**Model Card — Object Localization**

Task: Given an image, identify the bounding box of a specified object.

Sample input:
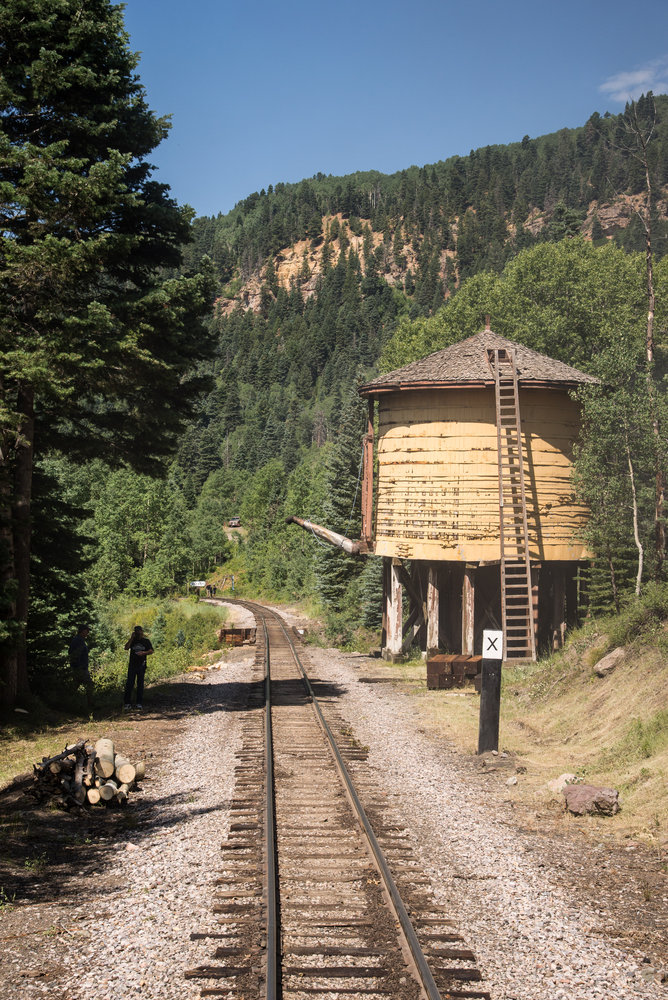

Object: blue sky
[122,0,668,219]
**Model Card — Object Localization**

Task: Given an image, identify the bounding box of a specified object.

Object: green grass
[0,595,229,786]
[609,710,668,763]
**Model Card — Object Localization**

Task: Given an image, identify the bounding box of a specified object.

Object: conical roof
[360,329,599,394]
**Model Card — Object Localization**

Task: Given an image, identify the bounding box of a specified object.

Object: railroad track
[186,601,490,1000]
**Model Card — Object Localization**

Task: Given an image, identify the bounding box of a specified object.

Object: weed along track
[186,601,489,1000]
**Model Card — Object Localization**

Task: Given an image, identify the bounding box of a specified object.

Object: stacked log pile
[31,738,146,810]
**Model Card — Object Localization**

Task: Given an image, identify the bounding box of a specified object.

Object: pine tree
[316,382,366,611]
[0,0,216,706]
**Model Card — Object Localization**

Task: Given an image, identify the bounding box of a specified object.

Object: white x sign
[482,630,504,659]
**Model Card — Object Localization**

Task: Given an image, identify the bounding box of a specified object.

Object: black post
[477,658,501,754]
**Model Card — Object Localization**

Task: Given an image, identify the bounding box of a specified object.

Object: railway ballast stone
[593,646,625,677]
[563,783,620,816]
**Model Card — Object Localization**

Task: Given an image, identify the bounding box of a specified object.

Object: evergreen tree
[316,381,366,611]
[27,463,95,700]
[358,555,384,629]
[591,212,605,243]
[0,0,216,706]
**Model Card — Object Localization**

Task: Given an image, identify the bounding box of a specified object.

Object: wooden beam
[384,559,403,661]
[395,562,422,609]
[478,659,502,754]
[531,562,540,655]
[402,604,421,638]
[427,565,439,656]
[381,557,388,651]
[361,399,374,543]
[462,564,476,655]
[551,563,566,650]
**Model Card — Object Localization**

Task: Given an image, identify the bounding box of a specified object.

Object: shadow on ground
[0,667,347,908]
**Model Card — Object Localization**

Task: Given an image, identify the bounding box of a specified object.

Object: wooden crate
[218,627,257,646]
[427,654,482,691]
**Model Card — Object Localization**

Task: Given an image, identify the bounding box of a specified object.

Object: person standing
[123,625,153,711]
[68,624,94,709]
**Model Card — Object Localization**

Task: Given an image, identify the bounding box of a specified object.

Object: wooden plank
[461,566,475,656]
[384,560,403,660]
[427,565,439,656]
[375,383,589,563]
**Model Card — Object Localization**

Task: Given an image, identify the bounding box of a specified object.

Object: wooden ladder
[489,348,536,661]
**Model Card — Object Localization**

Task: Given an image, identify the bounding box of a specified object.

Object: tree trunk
[0,414,18,710]
[632,98,664,579]
[626,435,644,595]
[12,385,35,703]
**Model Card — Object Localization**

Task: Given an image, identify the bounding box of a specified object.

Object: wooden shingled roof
[359,329,599,395]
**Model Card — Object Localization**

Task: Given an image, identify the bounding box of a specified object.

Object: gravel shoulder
[307,642,668,1000]
[0,606,666,1000]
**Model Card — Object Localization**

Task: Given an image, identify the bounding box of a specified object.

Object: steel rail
[240,599,443,1000]
[261,616,279,1000]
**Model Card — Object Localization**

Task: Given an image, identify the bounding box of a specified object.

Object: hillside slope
[185,93,668,314]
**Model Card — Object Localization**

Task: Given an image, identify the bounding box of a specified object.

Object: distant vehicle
[228,516,241,528]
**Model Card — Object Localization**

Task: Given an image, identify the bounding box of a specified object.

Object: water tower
[356,326,598,661]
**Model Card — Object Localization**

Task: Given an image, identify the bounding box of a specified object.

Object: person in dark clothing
[68,624,95,708]
[123,625,153,710]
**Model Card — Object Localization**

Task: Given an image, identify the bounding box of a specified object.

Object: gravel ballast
[308,644,667,1000]
[0,616,666,1000]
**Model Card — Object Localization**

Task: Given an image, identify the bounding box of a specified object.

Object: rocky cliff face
[216,193,667,317]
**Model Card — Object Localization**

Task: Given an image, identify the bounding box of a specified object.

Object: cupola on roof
[360,329,599,394]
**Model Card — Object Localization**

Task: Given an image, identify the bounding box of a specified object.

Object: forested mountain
[171,94,668,493]
[21,90,668,694]
[184,92,668,293]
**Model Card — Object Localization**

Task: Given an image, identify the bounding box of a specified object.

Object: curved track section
[187,600,490,1000]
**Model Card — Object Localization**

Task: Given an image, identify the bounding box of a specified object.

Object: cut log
[98,780,117,802]
[72,751,85,804]
[71,784,86,805]
[32,739,139,809]
[134,761,146,781]
[94,739,115,778]
[114,755,136,785]
[85,750,97,787]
